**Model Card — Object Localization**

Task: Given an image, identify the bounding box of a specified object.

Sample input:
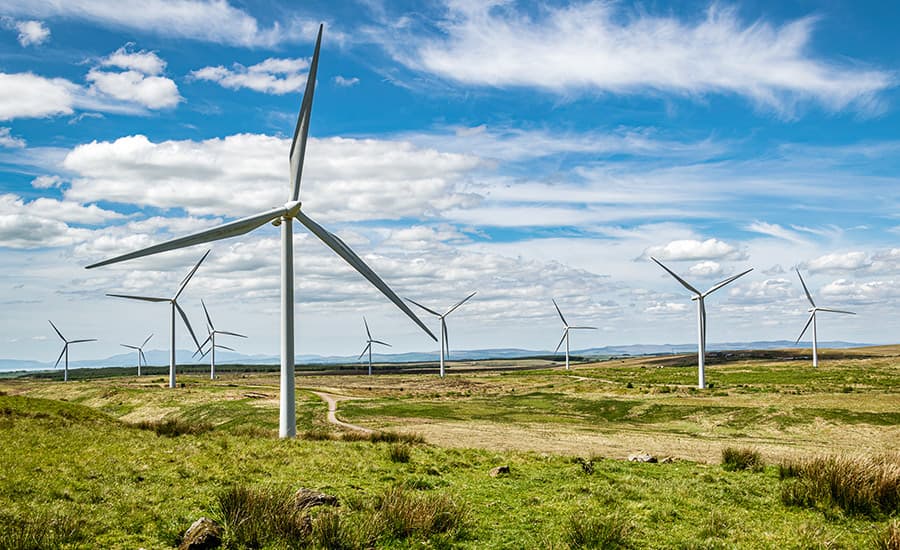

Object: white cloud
[0,128,26,148]
[0,73,76,120]
[642,238,745,261]
[389,2,892,114]
[334,76,359,87]
[14,20,50,46]
[806,251,871,273]
[191,58,309,94]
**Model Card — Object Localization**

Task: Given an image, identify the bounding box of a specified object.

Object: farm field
[1,347,898,548]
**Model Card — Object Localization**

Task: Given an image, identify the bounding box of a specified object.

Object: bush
[132,418,213,437]
[873,520,900,550]
[779,454,900,517]
[389,443,411,463]
[214,485,310,548]
[564,510,632,549]
[721,447,765,472]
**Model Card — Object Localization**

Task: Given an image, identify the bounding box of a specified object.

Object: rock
[627,452,658,463]
[490,465,510,477]
[179,517,222,550]
[294,487,339,510]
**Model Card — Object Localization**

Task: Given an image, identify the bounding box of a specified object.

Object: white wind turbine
[49,321,96,382]
[651,257,753,389]
[407,291,477,378]
[85,25,436,439]
[552,299,597,370]
[359,317,391,376]
[795,269,855,368]
[120,333,153,376]
[106,251,207,389]
[195,299,247,380]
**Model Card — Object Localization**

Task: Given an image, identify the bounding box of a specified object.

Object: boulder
[490,465,511,477]
[294,487,339,510]
[179,517,222,550]
[627,452,658,463]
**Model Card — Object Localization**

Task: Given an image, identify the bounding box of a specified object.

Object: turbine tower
[85,25,436,439]
[106,251,207,388]
[552,299,597,370]
[651,257,753,389]
[120,333,153,376]
[49,321,96,382]
[359,317,391,375]
[795,269,856,368]
[407,291,477,378]
[196,299,247,380]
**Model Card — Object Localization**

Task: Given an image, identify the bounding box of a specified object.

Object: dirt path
[311,391,373,433]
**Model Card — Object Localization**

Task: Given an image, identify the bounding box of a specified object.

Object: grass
[721,447,765,472]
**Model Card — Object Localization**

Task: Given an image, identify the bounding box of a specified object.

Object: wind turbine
[120,333,153,376]
[651,257,753,389]
[195,299,247,380]
[84,25,436,439]
[407,291,477,378]
[552,299,597,370]
[795,269,856,368]
[358,317,391,376]
[106,251,207,389]
[49,321,96,382]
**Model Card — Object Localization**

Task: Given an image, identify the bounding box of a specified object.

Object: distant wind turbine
[552,299,597,370]
[106,251,208,389]
[84,25,436,439]
[359,317,391,376]
[120,333,153,376]
[407,291,477,378]
[49,321,96,382]
[195,299,247,380]
[651,257,753,389]
[795,269,856,368]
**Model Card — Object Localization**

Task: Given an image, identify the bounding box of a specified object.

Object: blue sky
[1,0,899,362]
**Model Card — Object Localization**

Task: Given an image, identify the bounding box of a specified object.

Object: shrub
[564,510,632,549]
[214,485,310,548]
[389,443,411,463]
[779,454,900,517]
[873,520,900,550]
[721,447,765,472]
[132,418,213,437]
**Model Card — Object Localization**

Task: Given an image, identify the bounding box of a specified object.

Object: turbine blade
[201,299,214,331]
[817,307,856,315]
[796,312,815,344]
[289,24,323,202]
[107,294,169,303]
[175,302,202,351]
[363,316,372,340]
[142,333,154,348]
[48,320,65,342]
[121,344,139,350]
[358,343,370,360]
[554,330,567,354]
[54,345,66,368]
[651,257,701,295]
[444,291,477,316]
[86,207,287,269]
[214,344,235,352]
[295,209,437,341]
[406,298,441,317]
[552,299,568,327]
[704,268,753,297]
[797,269,816,308]
[218,331,247,338]
[68,339,97,344]
[174,250,210,300]
[372,340,391,347]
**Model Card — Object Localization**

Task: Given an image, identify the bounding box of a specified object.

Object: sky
[1,0,899,363]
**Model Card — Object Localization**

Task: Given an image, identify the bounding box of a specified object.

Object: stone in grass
[294,487,340,510]
[490,465,511,477]
[179,517,223,550]
[627,452,658,463]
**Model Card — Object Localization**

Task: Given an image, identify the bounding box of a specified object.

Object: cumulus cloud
[191,57,310,94]
[642,238,746,261]
[388,3,893,114]
[0,128,26,148]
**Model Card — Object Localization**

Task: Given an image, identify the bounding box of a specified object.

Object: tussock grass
[564,510,632,549]
[132,417,213,437]
[721,447,765,472]
[873,520,900,550]
[780,454,900,517]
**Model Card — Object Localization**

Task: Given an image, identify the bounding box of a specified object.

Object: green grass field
[1,348,898,548]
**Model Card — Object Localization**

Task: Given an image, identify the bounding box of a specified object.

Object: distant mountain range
[0,340,874,372]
